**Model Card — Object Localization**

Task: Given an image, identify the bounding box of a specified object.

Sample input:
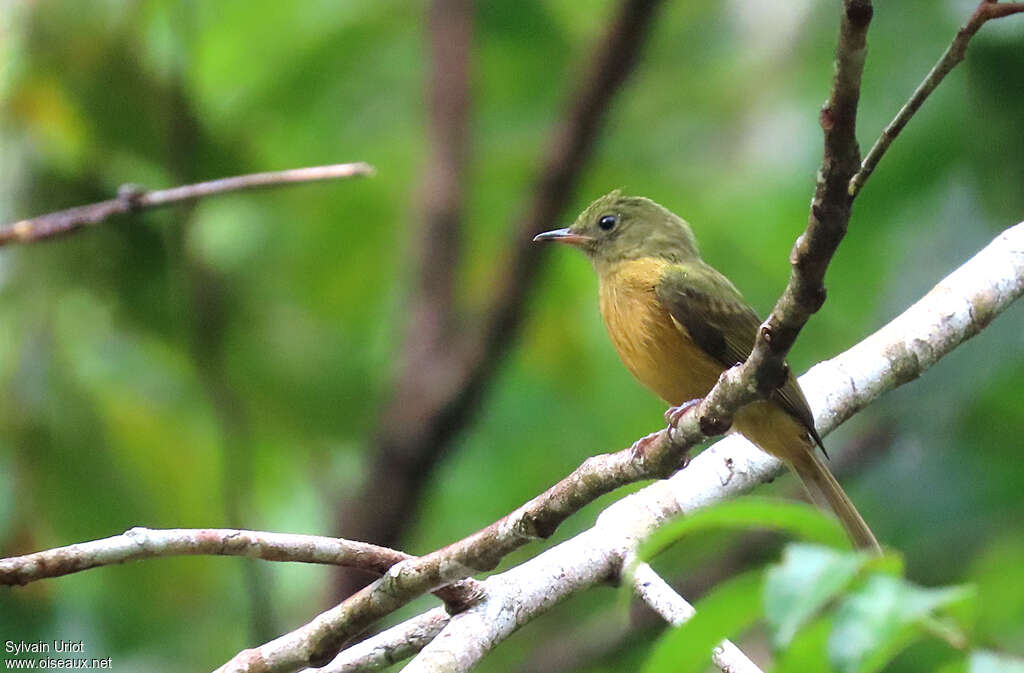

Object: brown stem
[0,163,375,246]
[0,528,412,585]
[849,0,1024,197]
[726,0,872,405]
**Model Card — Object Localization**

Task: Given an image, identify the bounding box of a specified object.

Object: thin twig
[0,162,375,246]
[849,0,1024,197]
[633,563,765,673]
[303,608,451,673]
[663,0,874,461]
[215,217,1024,673]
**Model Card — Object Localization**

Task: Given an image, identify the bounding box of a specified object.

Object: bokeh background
[1,1,1022,671]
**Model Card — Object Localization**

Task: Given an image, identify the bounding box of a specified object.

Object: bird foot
[664,399,702,428]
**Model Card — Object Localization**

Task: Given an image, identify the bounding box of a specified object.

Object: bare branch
[0,162,375,246]
[0,527,408,586]
[633,563,765,673]
[849,0,1024,197]
[302,608,450,673]
[414,0,472,327]
[215,220,1024,673]
[0,525,483,616]
[705,0,872,418]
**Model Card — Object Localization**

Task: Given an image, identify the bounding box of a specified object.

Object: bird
[534,190,879,551]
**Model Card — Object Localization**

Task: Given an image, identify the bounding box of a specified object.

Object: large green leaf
[638,497,850,564]
[764,543,871,648]
[829,574,974,673]
[772,616,838,673]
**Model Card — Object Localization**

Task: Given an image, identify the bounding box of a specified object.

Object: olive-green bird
[535,191,879,551]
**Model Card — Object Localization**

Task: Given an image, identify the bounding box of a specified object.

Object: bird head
[534,191,701,271]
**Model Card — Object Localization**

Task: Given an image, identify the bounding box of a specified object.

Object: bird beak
[533,228,590,246]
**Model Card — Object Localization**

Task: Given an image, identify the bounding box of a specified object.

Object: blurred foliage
[643,501,1011,673]
[1,0,1022,671]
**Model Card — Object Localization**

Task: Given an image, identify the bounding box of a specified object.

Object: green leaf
[935,654,969,673]
[969,650,1024,673]
[765,543,871,648]
[638,497,850,563]
[829,574,975,673]
[772,616,838,673]
[643,569,764,673]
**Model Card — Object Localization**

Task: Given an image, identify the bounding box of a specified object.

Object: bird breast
[597,258,725,405]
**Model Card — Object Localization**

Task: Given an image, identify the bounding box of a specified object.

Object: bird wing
[655,262,823,446]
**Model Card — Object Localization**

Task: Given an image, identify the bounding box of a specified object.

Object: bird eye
[598,214,617,231]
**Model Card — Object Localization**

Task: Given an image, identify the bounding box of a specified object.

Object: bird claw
[664,399,702,427]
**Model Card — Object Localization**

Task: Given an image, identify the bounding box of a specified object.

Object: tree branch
[849,0,1024,197]
[0,527,409,585]
[704,0,872,420]
[0,526,484,614]
[301,608,451,673]
[632,563,765,673]
[215,220,1024,673]
[0,162,375,246]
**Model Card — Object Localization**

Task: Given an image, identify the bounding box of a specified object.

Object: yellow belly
[597,258,809,462]
[598,258,724,404]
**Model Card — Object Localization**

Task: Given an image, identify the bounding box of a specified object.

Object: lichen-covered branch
[0,162,375,246]
[216,221,1024,673]
[849,0,1024,197]
[0,527,407,585]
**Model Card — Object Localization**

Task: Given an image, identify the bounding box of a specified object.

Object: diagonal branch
[340,0,666,595]
[849,0,1024,198]
[672,0,873,441]
[0,162,375,246]
[301,608,451,673]
[470,0,665,376]
[215,216,1024,672]
[517,425,896,673]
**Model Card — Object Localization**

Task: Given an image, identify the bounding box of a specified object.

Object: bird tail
[789,449,881,553]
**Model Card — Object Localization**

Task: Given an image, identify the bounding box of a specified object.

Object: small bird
[535,191,879,551]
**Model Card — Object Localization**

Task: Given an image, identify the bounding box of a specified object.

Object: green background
[1,1,1022,671]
